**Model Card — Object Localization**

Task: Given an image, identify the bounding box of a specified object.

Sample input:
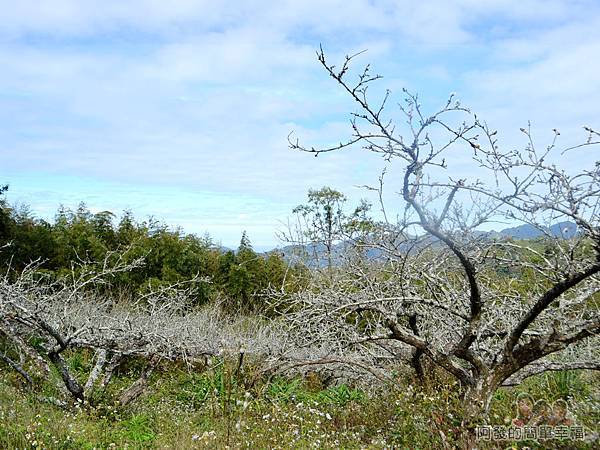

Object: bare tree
[286,47,600,441]
[0,249,287,404]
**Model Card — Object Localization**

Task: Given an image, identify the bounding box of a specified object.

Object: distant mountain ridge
[274,221,579,266]
[485,221,578,240]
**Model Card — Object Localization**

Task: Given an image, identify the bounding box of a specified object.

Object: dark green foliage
[0,185,11,241]
[220,232,296,312]
[0,194,300,312]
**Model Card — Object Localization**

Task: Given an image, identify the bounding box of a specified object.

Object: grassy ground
[0,354,598,449]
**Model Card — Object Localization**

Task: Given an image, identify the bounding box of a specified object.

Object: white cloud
[463,13,600,154]
[4,1,592,42]
[1,0,599,246]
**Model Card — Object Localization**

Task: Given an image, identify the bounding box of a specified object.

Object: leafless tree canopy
[0,250,288,402]
[284,47,600,424]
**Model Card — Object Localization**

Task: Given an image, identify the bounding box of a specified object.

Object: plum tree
[286,46,600,443]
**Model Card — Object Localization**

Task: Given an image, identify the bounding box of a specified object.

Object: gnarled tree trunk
[461,374,501,450]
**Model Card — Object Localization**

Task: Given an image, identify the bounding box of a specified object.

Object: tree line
[0,186,303,313]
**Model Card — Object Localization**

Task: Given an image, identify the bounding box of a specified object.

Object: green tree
[0,184,14,249]
[226,232,260,311]
[292,187,372,270]
[0,198,301,311]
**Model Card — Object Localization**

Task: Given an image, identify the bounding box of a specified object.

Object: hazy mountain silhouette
[274,221,579,266]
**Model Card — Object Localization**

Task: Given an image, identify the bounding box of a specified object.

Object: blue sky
[1,1,599,249]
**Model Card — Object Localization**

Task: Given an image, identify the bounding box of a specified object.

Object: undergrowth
[0,352,597,449]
